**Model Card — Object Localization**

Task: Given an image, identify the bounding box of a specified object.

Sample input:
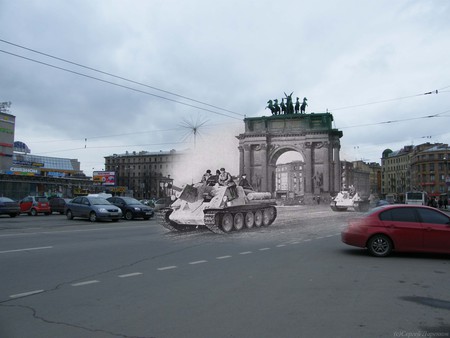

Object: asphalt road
[0,206,449,338]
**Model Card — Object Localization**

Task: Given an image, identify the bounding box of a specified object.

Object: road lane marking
[10,290,44,298]
[0,246,53,254]
[118,272,143,278]
[303,239,312,242]
[259,248,270,251]
[189,260,208,265]
[290,242,300,245]
[216,255,232,259]
[157,266,177,271]
[240,251,252,255]
[276,244,286,247]
[71,280,100,287]
[0,225,151,238]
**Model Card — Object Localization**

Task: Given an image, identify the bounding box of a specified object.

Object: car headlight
[134,207,141,211]
[98,208,108,213]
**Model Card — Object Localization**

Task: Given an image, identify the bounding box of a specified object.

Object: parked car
[0,197,20,217]
[49,197,71,214]
[19,196,51,216]
[341,205,450,257]
[153,197,173,211]
[107,196,154,220]
[65,196,122,222]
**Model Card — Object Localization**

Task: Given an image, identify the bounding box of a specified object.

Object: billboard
[93,171,116,185]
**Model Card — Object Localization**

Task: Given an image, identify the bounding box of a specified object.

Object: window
[416,208,450,225]
[379,208,418,222]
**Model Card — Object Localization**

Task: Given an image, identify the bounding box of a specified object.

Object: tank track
[204,210,225,234]
[157,208,178,231]
[204,205,277,234]
[157,208,206,232]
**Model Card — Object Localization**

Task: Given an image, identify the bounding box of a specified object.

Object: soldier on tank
[219,168,238,199]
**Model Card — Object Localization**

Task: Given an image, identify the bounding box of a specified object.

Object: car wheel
[66,210,73,220]
[367,234,393,257]
[125,210,133,220]
[89,211,97,222]
[143,216,150,220]
[9,213,17,218]
[30,208,37,216]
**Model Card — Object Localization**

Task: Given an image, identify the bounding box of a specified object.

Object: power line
[330,90,444,111]
[0,38,244,117]
[24,121,241,144]
[0,49,243,121]
[339,109,450,129]
[2,39,448,119]
[38,141,187,155]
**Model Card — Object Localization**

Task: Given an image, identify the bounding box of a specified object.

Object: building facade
[0,152,88,199]
[381,143,449,201]
[341,160,370,198]
[104,150,186,200]
[410,144,450,197]
[368,162,382,196]
[275,160,305,201]
[0,111,15,172]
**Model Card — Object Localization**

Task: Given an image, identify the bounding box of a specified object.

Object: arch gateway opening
[236,113,343,203]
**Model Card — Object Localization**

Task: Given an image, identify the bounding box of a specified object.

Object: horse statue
[295,97,300,114]
[280,98,286,115]
[273,99,281,115]
[266,100,275,115]
[300,97,308,114]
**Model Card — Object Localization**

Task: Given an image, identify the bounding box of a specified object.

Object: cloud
[0,0,449,176]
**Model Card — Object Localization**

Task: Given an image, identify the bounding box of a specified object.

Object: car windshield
[0,197,14,202]
[89,197,110,205]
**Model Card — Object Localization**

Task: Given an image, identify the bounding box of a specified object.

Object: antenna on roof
[179,115,209,150]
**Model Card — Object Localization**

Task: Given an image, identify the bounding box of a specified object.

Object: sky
[1,0,449,180]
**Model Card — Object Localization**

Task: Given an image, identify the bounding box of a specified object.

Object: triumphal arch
[236,113,343,202]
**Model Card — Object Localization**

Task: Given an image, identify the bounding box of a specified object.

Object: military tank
[157,182,277,234]
[330,188,370,212]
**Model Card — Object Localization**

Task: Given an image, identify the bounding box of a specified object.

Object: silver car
[65,196,122,222]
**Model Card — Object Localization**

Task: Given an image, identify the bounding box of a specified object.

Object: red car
[19,196,51,216]
[341,205,450,257]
